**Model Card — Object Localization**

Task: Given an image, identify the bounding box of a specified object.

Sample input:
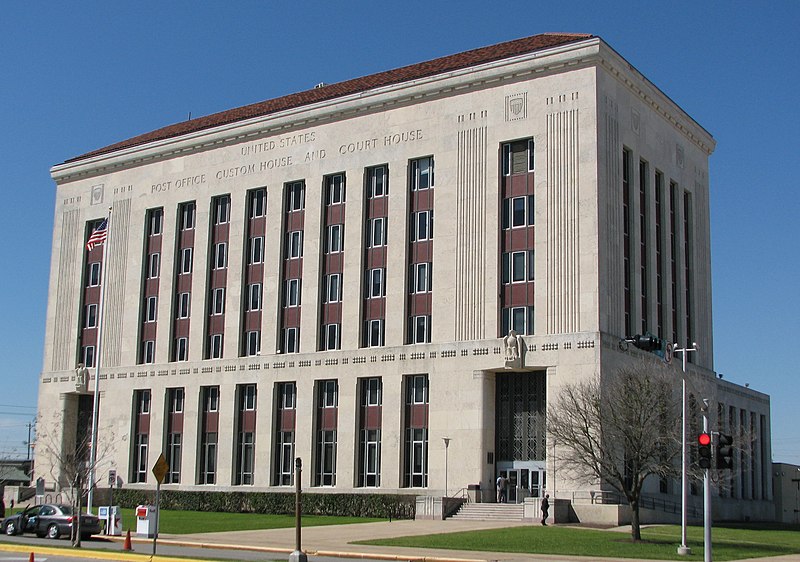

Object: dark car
[1,504,101,539]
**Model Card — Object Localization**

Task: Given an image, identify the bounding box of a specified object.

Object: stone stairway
[449,502,525,521]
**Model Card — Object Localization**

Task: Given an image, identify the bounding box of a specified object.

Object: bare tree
[34,411,119,547]
[547,360,681,540]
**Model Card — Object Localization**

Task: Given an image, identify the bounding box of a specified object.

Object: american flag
[86,219,108,251]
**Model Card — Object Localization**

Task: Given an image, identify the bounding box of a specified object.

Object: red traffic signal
[697,433,712,469]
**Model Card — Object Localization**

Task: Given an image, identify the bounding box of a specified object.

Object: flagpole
[87,207,112,514]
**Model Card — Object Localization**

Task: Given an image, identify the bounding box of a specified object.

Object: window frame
[88,262,101,287]
[249,236,265,265]
[180,202,196,231]
[209,333,224,359]
[323,273,342,304]
[177,292,191,319]
[245,330,261,357]
[213,242,228,270]
[247,283,262,311]
[410,262,432,294]
[411,210,433,242]
[283,327,299,353]
[84,303,98,329]
[326,224,343,254]
[211,287,225,315]
[286,181,305,212]
[286,231,303,259]
[214,196,231,225]
[326,174,345,205]
[410,156,434,191]
[147,253,160,279]
[285,278,301,308]
[175,337,188,361]
[145,296,158,323]
[249,188,266,218]
[365,319,384,347]
[367,165,388,199]
[322,323,340,350]
[367,217,386,248]
[180,247,193,274]
[365,268,385,299]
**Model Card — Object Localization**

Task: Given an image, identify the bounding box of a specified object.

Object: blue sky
[1,2,798,465]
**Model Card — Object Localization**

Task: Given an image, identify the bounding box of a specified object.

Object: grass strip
[356,524,800,561]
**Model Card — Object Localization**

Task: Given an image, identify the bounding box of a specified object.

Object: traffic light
[697,433,712,469]
[631,334,663,352]
[716,433,733,470]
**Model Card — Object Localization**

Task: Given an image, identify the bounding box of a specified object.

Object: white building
[38,32,773,521]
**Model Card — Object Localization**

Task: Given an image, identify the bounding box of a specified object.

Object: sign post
[151,454,169,556]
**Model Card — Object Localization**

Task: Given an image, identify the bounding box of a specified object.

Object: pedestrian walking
[496,475,507,503]
[540,493,550,525]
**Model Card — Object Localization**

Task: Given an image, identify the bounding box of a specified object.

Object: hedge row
[104,488,415,519]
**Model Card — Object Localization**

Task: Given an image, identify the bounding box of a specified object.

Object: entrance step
[450,502,525,521]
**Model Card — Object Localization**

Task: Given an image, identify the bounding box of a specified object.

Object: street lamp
[442,437,451,497]
[674,342,698,556]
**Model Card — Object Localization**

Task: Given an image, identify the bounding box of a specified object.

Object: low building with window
[37,33,772,522]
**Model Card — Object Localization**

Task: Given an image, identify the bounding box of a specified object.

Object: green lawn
[357,524,800,561]
[118,509,381,534]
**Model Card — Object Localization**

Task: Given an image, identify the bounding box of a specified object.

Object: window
[286,231,303,259]
[245,330,260,356]
[316,429,337,486]
[319,379,338,408]
[199,433,217,484]
[285,279,301,307]
[133,434,148,483]
[410,263,432,293]
[409,315,431,344]
[501,251,535,283]
[83,345,96,368]
[366,217,386,248]
[286,181,305,211]
[249,237,264,264]
[365,319,384,347]
[406,427,428,487]
[502,306,534,336]
[246,283,262,311]
[365,268,385,298]
[276,430,295,486]
[359,428,381,487]
[165,432,181,484]
[213,242,227,269]
[149,208,163,236]
[283,327,299,353]
[169,387,185,413]
[180,247,193,274]
[236,431,255,485]
[214,196,230,224]
[411,211,433,242]
[502,138,535,176]
[137,389,151,414]
[322,324,340,350]
[362,377,382,406]
[367,165,388,198]
[84,303,98,329]
[326,224,343,254]
[409,374,428,404]
[174,337,188,361]
[180,202,196,230]
[142,340,155,363]
[411,157,434,190]
[242,384,257,410]
[323,274,341,303]
[88,262,101,287]
[203,386,219,412]
[177,292,190,319]
[211,288,225,315]
[502,195,535,229]
[280,382,296,409]
[249,188,266,218]
[209,333,223,359]
[326,174,345,205]
[147,253,160,279]
[145,296,157,322]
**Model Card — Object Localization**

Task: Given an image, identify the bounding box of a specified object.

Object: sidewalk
[3,518,800,562]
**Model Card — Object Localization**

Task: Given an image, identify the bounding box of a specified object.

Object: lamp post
[442,437,451,497]
[674,342,698,556]
[289,457,307,562]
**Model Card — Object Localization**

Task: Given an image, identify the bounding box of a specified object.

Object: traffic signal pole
[702,402,712,562]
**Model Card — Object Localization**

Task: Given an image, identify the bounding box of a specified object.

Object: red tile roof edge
[65,33,593,164]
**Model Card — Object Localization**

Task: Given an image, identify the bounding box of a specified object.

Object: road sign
[108,469,117,486]
[152,453,169,484]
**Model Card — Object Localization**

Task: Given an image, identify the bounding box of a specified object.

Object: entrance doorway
[498,464,546,503]
[495,371,547,503]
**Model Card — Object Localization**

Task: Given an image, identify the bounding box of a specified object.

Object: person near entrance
[496,474,507,503]
[540,494,550,525]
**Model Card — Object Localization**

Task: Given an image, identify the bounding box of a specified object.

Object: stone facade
[37,34,773,521]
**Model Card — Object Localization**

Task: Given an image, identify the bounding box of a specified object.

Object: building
[773,463,800,524]
[38,32,773,521]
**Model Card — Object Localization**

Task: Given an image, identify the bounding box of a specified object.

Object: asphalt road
[0,534,390,562]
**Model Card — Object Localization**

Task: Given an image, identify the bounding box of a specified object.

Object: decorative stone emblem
[503,330,523,369]
[505,93,527,121]
[90,184,104,205]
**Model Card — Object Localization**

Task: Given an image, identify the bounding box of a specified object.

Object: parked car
[1,504,100,539]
